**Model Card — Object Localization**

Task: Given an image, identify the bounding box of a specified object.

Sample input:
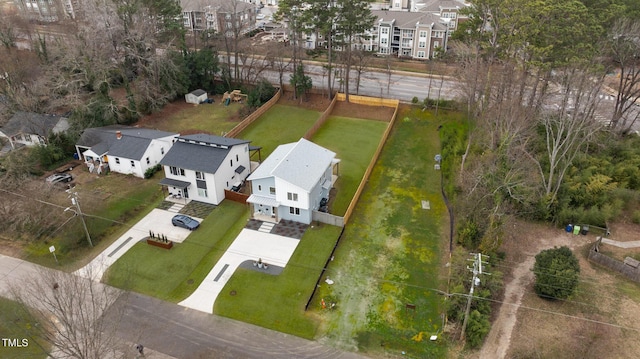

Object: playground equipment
[223,90,247,106]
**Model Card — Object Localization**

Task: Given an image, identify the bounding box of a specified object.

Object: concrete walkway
[601,237,640,249]
[76,209,200,280]
[179,228,300,313]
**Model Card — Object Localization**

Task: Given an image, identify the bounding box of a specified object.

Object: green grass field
[0,298,49,359]
[149,101,244,135]
[214,224,343,339]
[25,172,165,270]
[311,116,388,215]
[238,104,320,156]
[312,107,463,357]
[104,201,248,302]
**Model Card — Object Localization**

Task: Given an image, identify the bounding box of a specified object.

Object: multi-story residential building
[181,0,256,36]
[14,0,82,22]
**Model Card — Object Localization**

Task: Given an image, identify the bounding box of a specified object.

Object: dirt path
[478,222,582,358]
[479,255,535,359]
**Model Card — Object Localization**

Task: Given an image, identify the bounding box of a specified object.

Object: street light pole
[67,191,93,247]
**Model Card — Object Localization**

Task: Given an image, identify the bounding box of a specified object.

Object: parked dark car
[46,173,73,184]
[171,214,200,230]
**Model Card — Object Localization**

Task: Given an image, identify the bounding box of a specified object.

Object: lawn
[311,116,389,215]
[312,106,463,357]
[0,298,49,359]
[238,104,320,156]
[25,172,165,270]
[214,224,343,339]
[143,101,245,135]
[104,201,248,302]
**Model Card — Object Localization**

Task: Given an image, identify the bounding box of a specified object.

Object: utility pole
[460,252,489,341]
[66,190,93,247]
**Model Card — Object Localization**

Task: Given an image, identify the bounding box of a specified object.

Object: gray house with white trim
[75,125,178,177]
[0,112,69,150]
[159,134,251,205]
[247,138,339,224]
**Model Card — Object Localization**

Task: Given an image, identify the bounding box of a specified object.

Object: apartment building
[181,0,256,36]
[14,0,82,22]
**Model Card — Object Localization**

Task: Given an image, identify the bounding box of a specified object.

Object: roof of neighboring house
[248,138,337,193]
[160,134,250,174]
[373,10,440,29]
[77,125,178,160]
[189,89,207,97]
[0,112,69,137]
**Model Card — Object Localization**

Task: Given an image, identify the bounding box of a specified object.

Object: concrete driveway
[179,228,300,313]
[76,209,202,281]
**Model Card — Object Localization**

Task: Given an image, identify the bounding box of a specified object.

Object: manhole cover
[187,279,194,285]
[230,290,237,296]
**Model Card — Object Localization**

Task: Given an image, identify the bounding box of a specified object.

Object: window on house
[196,171,205,180]
[417,51,425,58]
[180,168,185,176]
[170,166,185,176]
[198,188,208,197]
[418,41,426,48]
[146,157,150,165]
[287,192,298,201]
[236,154,239,161]
[381,27,388,34]
[161,147,165,155]
[115,158,120,164]
[381,38,388,45]
[258,185,262,191]
[230,159,233,167]
[269,187,276,195]
[130,160,135,167]
[419,31,427,38]
[289,207,300,215]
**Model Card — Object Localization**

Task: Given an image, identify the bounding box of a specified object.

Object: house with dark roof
[75,125,178,178]
[159,134,252,205]
[0,112,69,150]
[246,138,340,224]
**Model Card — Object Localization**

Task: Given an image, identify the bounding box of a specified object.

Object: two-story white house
[159,134,252,205]
[246,138,339,225]
[75,125,178,178]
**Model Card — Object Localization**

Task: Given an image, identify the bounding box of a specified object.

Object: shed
[185,89,208,104]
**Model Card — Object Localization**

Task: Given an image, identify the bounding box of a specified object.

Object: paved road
[0,254,367,359]
[105,292,366,359]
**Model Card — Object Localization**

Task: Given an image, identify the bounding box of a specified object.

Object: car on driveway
[46,173,73,184]
[172,214,200,230]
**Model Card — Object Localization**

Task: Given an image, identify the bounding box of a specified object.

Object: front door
[183,187,189,198]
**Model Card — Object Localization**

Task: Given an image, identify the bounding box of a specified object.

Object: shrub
[465,310,491,349]
[144,164,162,179]
[411,96,419,104]
[533,246,580,300]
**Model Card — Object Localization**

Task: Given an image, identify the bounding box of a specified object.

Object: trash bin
[573,225,581,235]
[581,225,589,235]
[565,224,573,233]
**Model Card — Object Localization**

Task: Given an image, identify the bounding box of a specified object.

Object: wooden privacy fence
[225,88,282,138]
[303,95,338,140]
[335,93,400,108]
[589,239,640,283]
[341,94,400,225]
[224,189,249,204]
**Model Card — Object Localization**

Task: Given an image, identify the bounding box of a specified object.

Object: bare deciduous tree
[11,266,128,359]
[607,18,640,133]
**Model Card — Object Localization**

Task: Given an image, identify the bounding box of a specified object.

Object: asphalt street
[104,292,367,359]
[0,255,367,359]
